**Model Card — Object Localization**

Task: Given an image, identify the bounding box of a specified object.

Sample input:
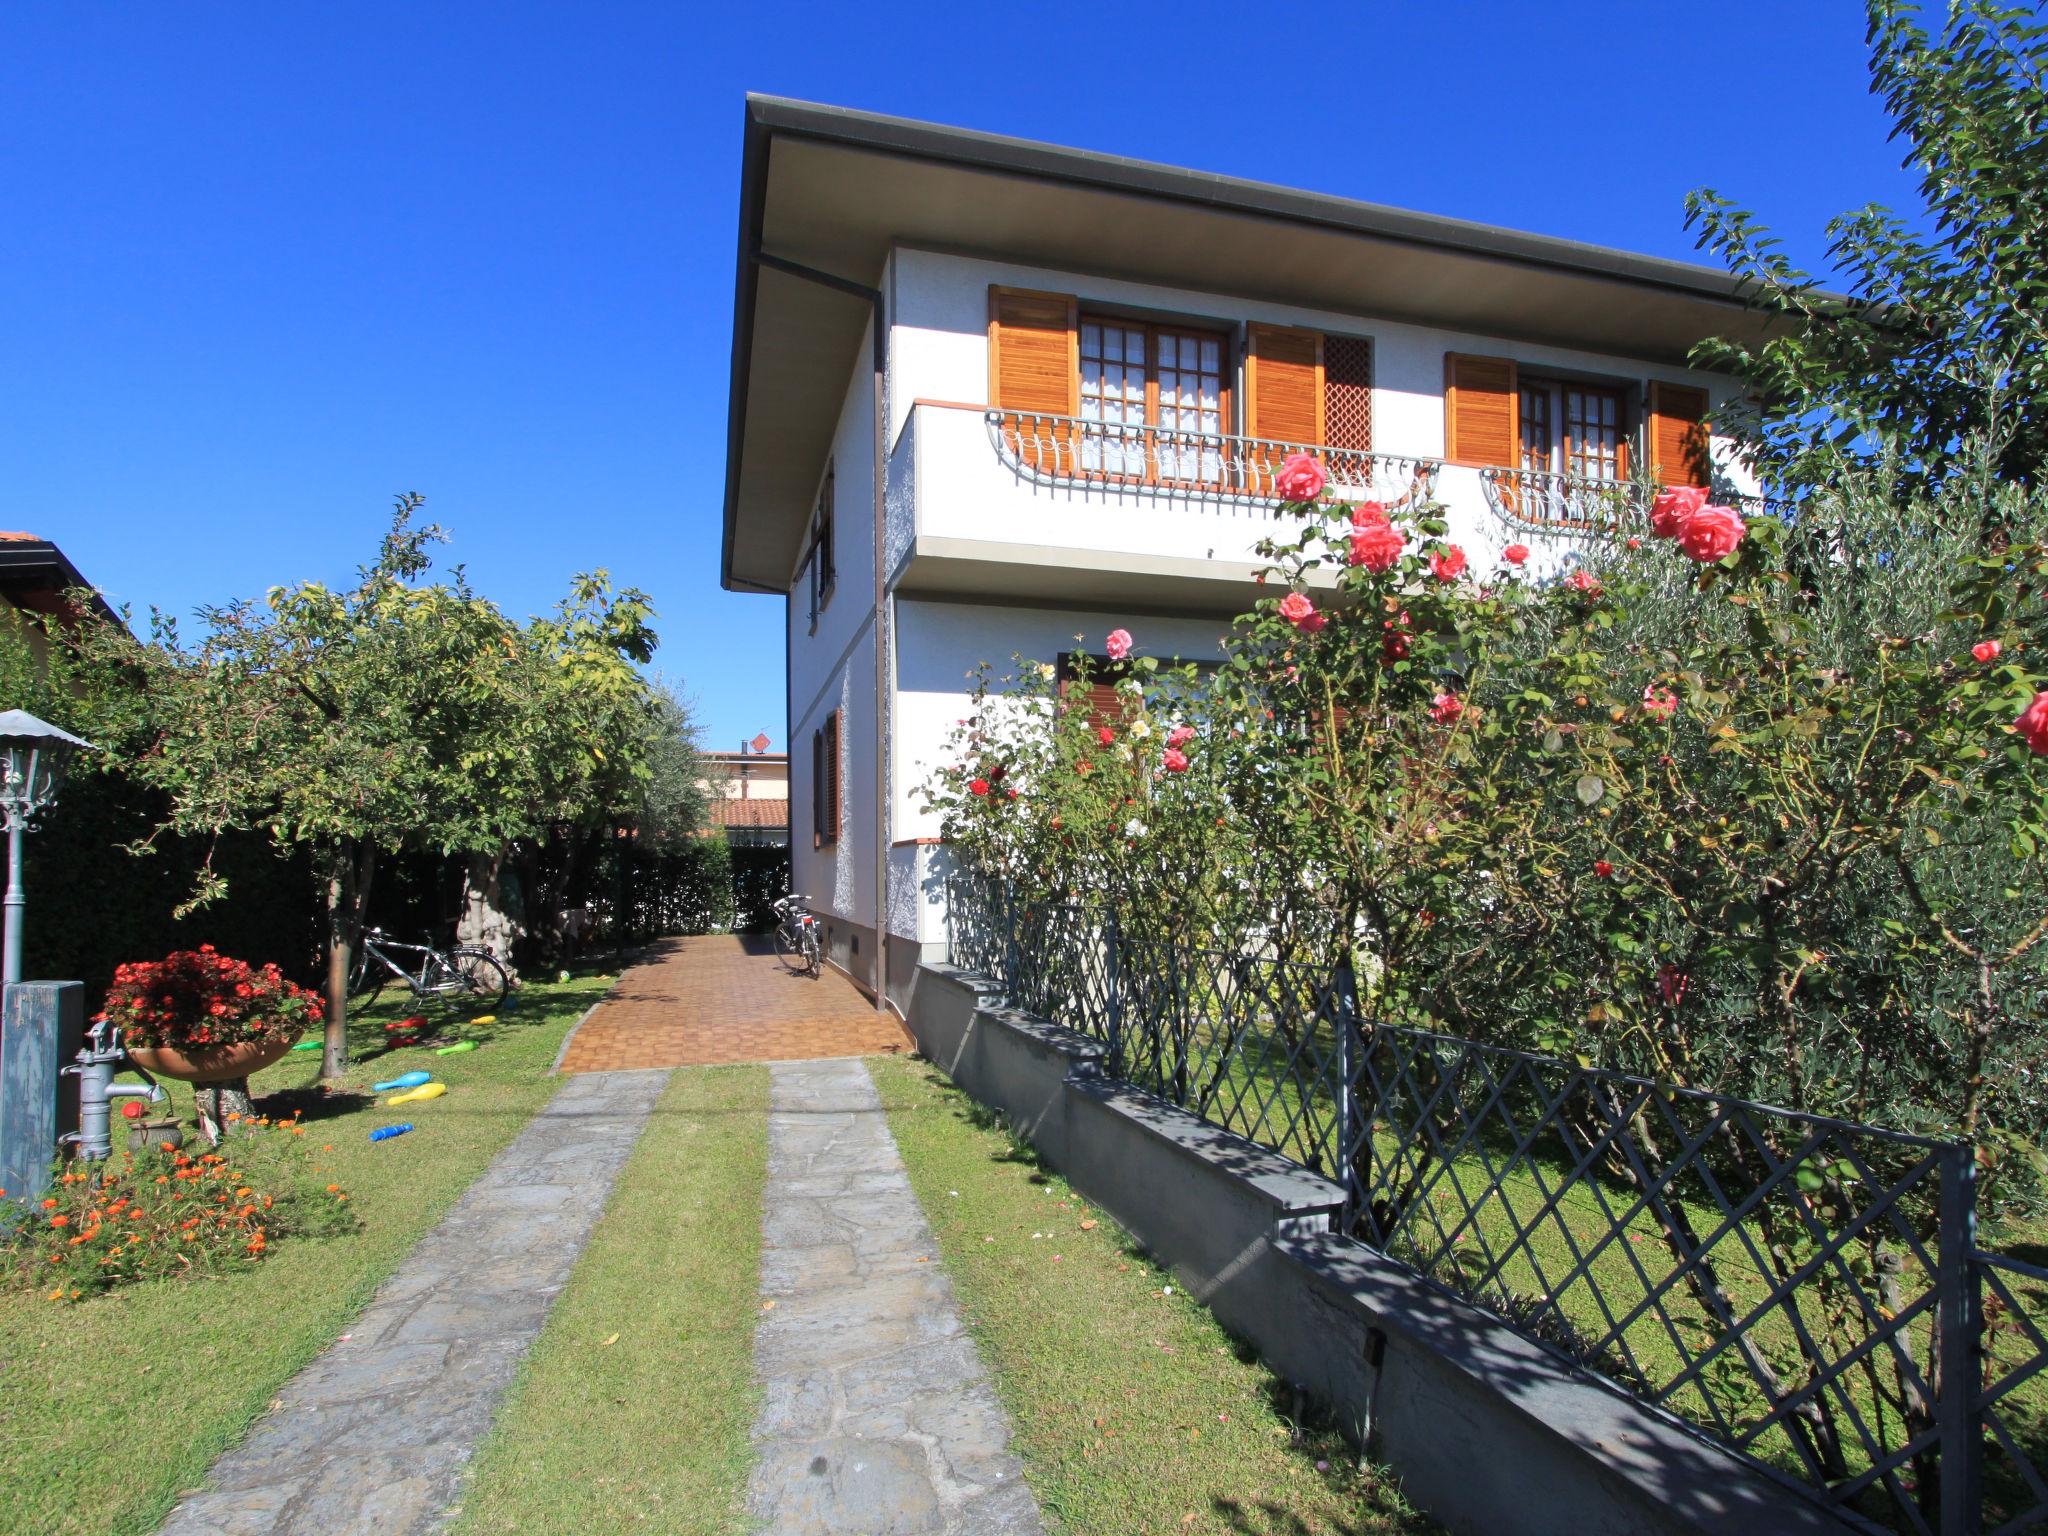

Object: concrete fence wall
[907,961,1862,1536]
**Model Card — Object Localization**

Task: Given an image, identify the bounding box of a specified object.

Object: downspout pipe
[749,249,891,1013]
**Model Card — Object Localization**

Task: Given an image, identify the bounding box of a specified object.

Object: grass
[449,1064,769,1535]
[0,967,618,1536]
[870,1053,1443,1536]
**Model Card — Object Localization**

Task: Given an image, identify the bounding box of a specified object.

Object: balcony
[1478,466,1788,544]
[887,400,1441,612]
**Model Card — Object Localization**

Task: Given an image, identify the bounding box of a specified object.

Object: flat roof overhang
[724,96,1782,594]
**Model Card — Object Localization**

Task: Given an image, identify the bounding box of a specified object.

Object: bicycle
[772,894,822,978]
[348,926,511,1011]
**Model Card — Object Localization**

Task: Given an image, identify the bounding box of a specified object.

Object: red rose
[1974,639,2003,664]
[1166,725,1195,748]
[2018,691,2048,754]
[1657,965,1689,1007]
[1567,569,1601,595]
[1348,524,1405,573]
[1649,485,1707,540]
[1642,685,1678,720]
[1273,452,1328,504]
[1594,860,1614,878]
[1277,592,1317,627]
[1501,544,1530,566]
[1097,726,1116,746]
[1677,505,1745,563]
[1428,693,1464,724]
[1348,502,1389,531]
[1428,545,1467,583]
[968,778,990,796]
[1162,747,1190,773]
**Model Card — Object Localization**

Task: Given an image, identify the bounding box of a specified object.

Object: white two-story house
[719,96,1772,1012]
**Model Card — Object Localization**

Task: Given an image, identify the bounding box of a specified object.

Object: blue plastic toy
[369,1123,414,1142]
[372,1071,432,1092]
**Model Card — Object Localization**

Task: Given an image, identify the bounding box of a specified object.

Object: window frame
[1515,375,1631,482]
[806,462,836,632]
[1075,312,1233,490]
[810,710,841,850]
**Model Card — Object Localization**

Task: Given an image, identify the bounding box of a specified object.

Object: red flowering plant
[102,946,323,1052]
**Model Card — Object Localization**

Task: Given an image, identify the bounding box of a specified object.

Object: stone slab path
[558,934,914,1073]
[156,1068,671,1536]
[749,1057,1045,1535]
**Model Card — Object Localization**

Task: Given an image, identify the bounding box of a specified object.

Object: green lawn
[450,1064,769,1535]
[871,1054,1442,1536]
[0,969,616,1536]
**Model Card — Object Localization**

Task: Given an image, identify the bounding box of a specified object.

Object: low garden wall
[911,960,1862,1536]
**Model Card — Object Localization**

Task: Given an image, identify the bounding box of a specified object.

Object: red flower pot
[126,1035,299,1084]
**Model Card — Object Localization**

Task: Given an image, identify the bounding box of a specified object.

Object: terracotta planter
[126,1035,299,1084]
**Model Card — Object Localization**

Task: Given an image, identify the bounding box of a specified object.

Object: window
[806,463,835,630]
[1516,380,1627,482]
[810,709,840,849]
[1076,316,1229,484]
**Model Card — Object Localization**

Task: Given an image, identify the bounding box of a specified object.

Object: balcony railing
[1480,466,1789,539]
[987,409,1440,514]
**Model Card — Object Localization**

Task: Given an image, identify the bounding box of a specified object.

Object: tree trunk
[191,1078,255,1147]
[321,839,379,1082]
[456,846,522,981]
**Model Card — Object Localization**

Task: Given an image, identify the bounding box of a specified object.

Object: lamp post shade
[0,710,94,831]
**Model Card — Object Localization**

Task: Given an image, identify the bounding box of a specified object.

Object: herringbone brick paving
[557,933,913,1073]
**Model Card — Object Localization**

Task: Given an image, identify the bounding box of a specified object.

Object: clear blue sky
[2,1,1916,753]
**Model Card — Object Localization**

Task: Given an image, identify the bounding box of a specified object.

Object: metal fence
[946,878,2048,1536]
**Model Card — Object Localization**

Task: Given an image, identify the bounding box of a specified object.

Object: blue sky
[2,1,1918,753]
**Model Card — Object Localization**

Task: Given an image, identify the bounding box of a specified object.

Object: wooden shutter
[1323,335,1373,454]
[1246,324,1325,447]
[1647,381,1711,487]
[989,287,1077,474]
[1444,354,1518,467]
[825,709,842,844]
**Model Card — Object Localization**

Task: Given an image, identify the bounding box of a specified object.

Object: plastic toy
[470,1015,497,1026]
[384,1082,448,1107]
[386,1016,428,1033]
[372,1071,432,1092]
[435,1041,477,1056]
[291,1039,322,1051]
[369,1124,414,1142]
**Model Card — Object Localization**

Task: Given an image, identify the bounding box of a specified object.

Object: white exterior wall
[787,245,1764,983]
[788,313,883,950]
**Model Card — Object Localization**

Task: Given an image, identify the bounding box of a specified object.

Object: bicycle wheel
[444,948,510,1009]
[802,926,821,979]
[774,924,808,975]
[348,948,385,1007]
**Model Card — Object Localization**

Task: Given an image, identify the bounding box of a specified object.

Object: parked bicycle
[772,894,822,978]
[348,926,510,1011]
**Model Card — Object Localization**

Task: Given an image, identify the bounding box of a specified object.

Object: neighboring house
[0,532,120,675]
[720,96,1777,1011]
[699,736,791,849]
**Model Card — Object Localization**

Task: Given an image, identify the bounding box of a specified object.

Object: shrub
[101,946,324,1052]
[5,1115,357,1300]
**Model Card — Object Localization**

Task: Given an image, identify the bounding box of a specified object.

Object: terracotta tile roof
[0,532,42,542]
[711,798,790,829]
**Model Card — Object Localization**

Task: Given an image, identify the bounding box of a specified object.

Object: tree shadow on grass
[257,1086,375,1124]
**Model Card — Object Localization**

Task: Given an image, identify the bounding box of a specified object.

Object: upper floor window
[1077,316,1229,482]
[1447,353,1713,491]
[807,462,835,629]
[1519,379,1628,482]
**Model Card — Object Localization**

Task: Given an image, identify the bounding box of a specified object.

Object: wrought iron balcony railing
[986,409,1440,513]
[1480,466,1789,539]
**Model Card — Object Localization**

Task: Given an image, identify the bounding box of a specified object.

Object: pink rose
[1297,611,1328,633]
[1677,504,1746,563]
[1567,569,1601,594]
[1501,544,1530,566]
[1649,485,1708,540]
[1428,545,1467,582]
[1348,524,1405,573]
[1429,693,1463,724]
[1348,502,1389,531]
[969,778,990,796]
[1642,685,1678,720]
[1166,725,1195,748]
[2018,691,2048,754]
[1105,628,1133,661]
[1277,592,1316,626]
[1162,747,1190,773]
[1974,639,2003,664]
[1274,452,1327,504]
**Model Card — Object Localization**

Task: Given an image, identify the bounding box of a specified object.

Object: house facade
[721,97,1774,1011]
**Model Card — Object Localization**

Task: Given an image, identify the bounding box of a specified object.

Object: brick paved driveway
[557,933,914,1073]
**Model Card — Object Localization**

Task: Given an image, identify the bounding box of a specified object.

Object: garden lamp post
[0,709,95,986]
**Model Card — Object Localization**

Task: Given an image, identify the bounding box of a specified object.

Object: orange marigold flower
[326,1185,340,1194]
[39,1198,56,1209]
[49,1215,69,1227]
